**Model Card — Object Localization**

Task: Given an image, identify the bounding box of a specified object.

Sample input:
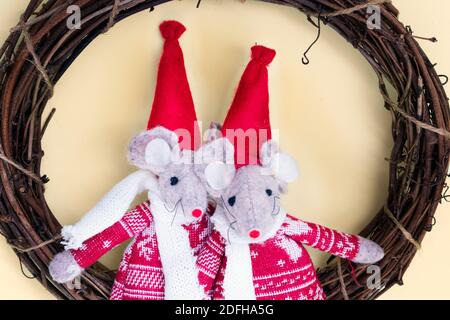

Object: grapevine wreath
[0,0,449,300]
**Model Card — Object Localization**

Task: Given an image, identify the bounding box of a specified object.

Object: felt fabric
[352,236,385,264]
[197,213,361,300]
[214,165,286,241]
[147,20,200,151]
[221,46,276,168]
[70,201,211,300]
[155,151,208,218]
[48,251,84,284]
[128,126,180,172]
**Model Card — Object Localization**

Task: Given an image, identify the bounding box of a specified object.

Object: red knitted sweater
[197,214,360,300]
[71,201,211,300]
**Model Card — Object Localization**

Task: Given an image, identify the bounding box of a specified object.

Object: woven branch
[0,150,43,183]
[105,0,121,32]
[0,0,448,300]
[322,0,392,17]
[384,205,421,250]
[9,235,62,253]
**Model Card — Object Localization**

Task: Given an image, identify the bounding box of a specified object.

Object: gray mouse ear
[204,122,223,143]
[205,161,235,191]
[260,140,299,184]
[278,181,288,194]
[195,137,235,197]
[128,126,180,173]
[195,137,235,166]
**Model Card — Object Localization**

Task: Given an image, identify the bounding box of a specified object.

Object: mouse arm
[61,170,157,250]
[284,215,384,264]
[49,201,153,283]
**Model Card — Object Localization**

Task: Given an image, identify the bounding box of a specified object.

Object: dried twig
[0,150,43,184]
[20,20,54,95]
[337,258,349,300]
[323,0,392,18]
[9,235,62,253]
[105,0,121,32]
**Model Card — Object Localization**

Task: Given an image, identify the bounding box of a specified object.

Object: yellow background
[0,0,449,300]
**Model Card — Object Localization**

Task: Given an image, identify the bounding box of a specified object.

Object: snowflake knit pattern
[71,201,211,300]
[196,214,360,300]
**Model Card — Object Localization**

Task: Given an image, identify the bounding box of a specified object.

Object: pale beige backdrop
[0,0,449,300]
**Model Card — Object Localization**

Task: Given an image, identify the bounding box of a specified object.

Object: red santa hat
[221,45,276,168]
[147,20,200,150]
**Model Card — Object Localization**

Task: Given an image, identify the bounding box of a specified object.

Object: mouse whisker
[171,209,178,226]
[271,196,281,217]
[227,221,237,244]
[164,199,180,213]
[221,196,236,220]
[179,199,186,218]
[169,199,182,226]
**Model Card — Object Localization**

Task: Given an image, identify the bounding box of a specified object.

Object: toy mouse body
[195,45,384,300]
[50,123,233,300]
[198,160,383,300]
[50,127,212,300]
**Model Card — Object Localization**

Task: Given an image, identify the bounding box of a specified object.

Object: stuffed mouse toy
[195,45,385,300]
[49,21,220,300]
[49,124,230,300]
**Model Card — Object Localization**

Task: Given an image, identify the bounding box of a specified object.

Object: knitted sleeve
[285,215,360,260]
[71,201,153,269]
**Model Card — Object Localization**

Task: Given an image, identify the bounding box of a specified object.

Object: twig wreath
[0,0,449,300]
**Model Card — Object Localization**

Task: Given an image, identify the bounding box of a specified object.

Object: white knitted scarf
[150,197,205,300]
[61,170,158,250]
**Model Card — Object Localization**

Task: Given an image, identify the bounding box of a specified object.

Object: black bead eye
[266,189,273,196]
[170,177,179,186]
[228,196,236,207]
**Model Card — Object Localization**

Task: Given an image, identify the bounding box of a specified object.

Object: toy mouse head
[127,20,207,221]
[202,45,299,243]
[128,126,207,221]
[218,141,298,242]
[193,122,236,200]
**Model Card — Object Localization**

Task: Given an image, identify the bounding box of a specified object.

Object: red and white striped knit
[197,214,360,300]
[196,229,226,299]
[71,201,211,300]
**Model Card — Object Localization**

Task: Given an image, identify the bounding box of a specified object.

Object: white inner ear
[205,161,235,191]
[144,138,172,168]
[271,153,299,183]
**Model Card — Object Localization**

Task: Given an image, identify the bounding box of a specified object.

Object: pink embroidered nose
[192,209,203,218]
[248,229,261,239]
